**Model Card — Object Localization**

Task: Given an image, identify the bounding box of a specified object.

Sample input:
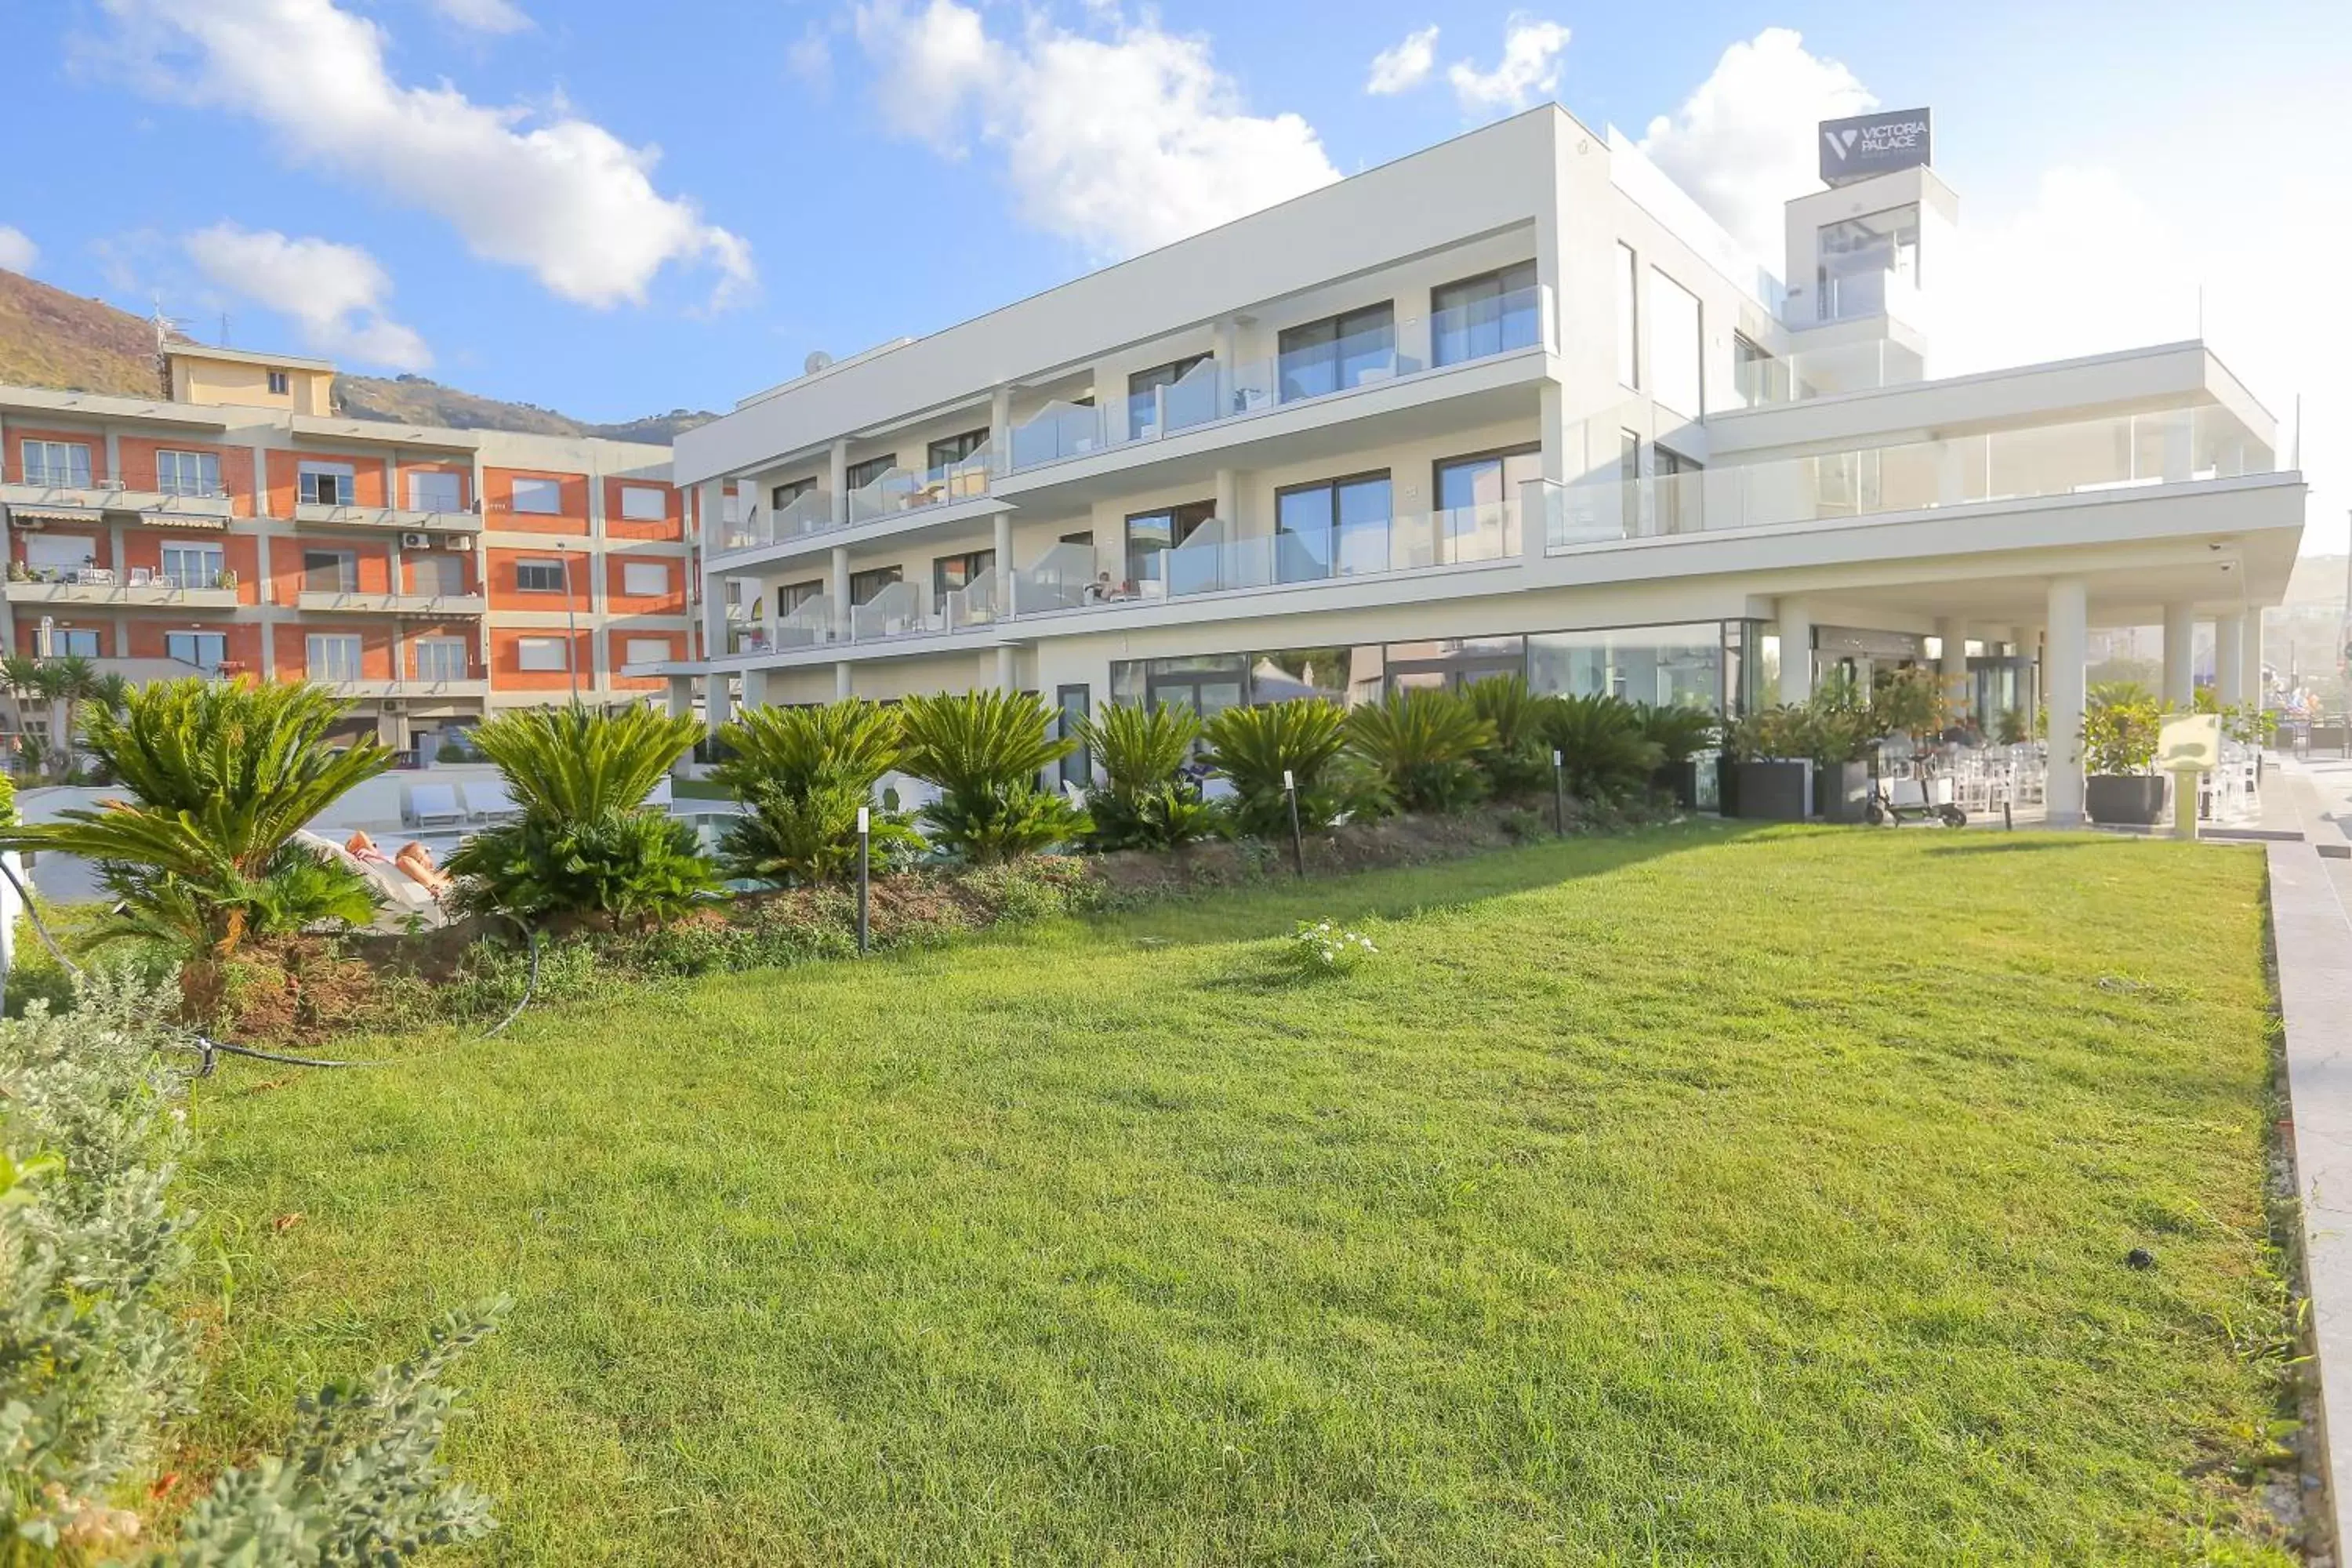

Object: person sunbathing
[343,829,396,866]
[394,840,453,896]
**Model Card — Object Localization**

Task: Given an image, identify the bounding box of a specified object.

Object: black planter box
[1715,754,1740,816]
[1653,759,1701,811]
[1813,760,1871,824]
[1732,759,1812,822]
[2086,773,2167,826]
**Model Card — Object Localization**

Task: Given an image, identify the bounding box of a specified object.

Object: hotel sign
[1819,108,1932,186]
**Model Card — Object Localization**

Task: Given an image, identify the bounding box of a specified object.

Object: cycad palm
[1344,687,1495,811]
[715,699,901,797]
[895,690,1084,862]
[466,703,699,819]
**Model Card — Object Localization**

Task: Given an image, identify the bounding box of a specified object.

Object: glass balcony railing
[1160,501,1519,597]
[1542,405,2277,551]
[712,445,996,560]
[1008,289,1550,475]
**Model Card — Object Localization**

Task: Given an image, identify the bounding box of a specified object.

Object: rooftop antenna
[219,310,230,347]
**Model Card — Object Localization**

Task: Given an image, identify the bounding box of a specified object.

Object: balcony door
[1434,446,1538,560]
[1276,471,1391,581]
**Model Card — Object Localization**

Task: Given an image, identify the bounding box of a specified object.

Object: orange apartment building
[0,343,699,752]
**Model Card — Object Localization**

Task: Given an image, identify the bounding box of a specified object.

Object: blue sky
[6,1,2349,549]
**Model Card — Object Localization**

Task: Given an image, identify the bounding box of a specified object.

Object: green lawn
[183,826,2296,1565]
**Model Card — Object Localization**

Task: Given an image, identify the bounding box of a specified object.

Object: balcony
[720,501,1521,658]
[712,442,996,561]
[2,467,234,527]
[1004,285,1548,476]
[1541,406,2274,551]
[294,500,483,534]
[295,590,488,616]
[5,572,241,609]
[318,677,492,702]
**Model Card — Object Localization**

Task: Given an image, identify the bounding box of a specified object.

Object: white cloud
[96,0,750,310]
[430,0,530,34]
[1446,16,1570,118]
[787,25,833,90]
[851,0,1340,258]
[0,226,37,274]
[183,223,432,371]
[1367,25,1437,96]
[1636,27,1872,263]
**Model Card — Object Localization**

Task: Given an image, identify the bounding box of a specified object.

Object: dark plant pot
[2086,773,2167,826]
[1715,754,1740,816]
[1653,758,1700,811]
[1732,759,1812,822]
[1812,760,1871,824]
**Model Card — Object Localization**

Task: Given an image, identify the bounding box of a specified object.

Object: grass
[181,825,2297,1565]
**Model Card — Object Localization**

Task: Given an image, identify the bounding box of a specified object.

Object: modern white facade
[666,106,2303,827]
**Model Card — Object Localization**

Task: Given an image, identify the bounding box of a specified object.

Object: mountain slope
[0,268,710,441]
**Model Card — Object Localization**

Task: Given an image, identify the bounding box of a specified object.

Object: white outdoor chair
[465,779,522,823]
[641,777,674,810]
[406,782,463,828]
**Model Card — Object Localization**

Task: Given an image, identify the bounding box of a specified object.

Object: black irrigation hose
[0,855,545,1073]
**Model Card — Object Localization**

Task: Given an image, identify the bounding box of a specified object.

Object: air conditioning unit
[444,533,470,550]
[401,532,432,549]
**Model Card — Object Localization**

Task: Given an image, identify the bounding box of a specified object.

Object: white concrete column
[2246,614,2266,705]
[995,644,1017,691]
[828,440,850,524]
[2045,578,2089,828]
[833,660,852,700]
[666,674,694,720]
[1777,598,1813,706]
[2216,612,2247,704]
[703,670,733,738]
[2161,602,2195,709]
[742,666,770,712]
[989,386,1012,475]
[829,545,851,641]
[1214,467,1240,530]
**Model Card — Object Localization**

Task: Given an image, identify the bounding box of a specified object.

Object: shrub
[1074,703,1218,852]
[714,699,902,797]
[1202,699,1352,836]
[1635,703,1718,767]
[1273,918,1379,980]
[1465,675,1552,799]
[2083,695,2161,775]
[896,690,1087,863]
[1345,686,1495,813]
[0,976,501,1563]
[1538,694,1663,803]
[0,680,390,1014]
[719,780,924,884]
[447,705,713,925]
[1871,665,1948,742]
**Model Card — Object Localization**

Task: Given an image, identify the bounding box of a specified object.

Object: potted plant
[1802,702,1877,822]
[1730,705,1814,822]
[214,567,238,590]
[2082,693,2165,825]
[1994,706,2031,746]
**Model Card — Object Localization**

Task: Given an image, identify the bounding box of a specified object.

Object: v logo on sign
[1822,127,1860,162]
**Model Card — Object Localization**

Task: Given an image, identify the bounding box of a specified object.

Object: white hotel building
[662,106,2303,826]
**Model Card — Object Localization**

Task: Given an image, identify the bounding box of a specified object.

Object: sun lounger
[466,779,522,822]
[406,782,463,828]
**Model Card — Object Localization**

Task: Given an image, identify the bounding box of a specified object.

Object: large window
[408,470,461,512]
[848,565,902,604]
[302,549,357,593]
[1056,685,1090,789]
[510,477,563,515]
[1276,471,1392,581]
[1277,303,1396,403]
[771,477,817,514]
[925,429,989,472]
[515,636,569,672]
[1649,268,1702,417]
[160,543,223,590]
[156,448,220,498]
[415,637,470,682]
[623,636,673,668]
[165,631,226,673]
[931,550,994,603]
[1653,445,1701,535]
[514,557,568,593]
[1817,204,1919,322]
[621,561,671,597]
[776,579,822,617]
[22,440,92,488]
[1529,622,1726,709]
[1127,355,1211,438]
[1432,261,1540,367]
[1436,448,1541,514]
[619,484,668,521]
[49,629,102,658]
[298,462,355,506]
[1731,335,1784,408]
[846,455,896,493]
[307,633,363,682]
[1614,243,1639,388]
[1387,635,1526,692]
[1124,499,1216,588]
[1109,654,1248,721]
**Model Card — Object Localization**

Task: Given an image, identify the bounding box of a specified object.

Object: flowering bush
[1276,919,1380,979]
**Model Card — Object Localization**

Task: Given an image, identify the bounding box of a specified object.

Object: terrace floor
[183,826,2299,1564]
